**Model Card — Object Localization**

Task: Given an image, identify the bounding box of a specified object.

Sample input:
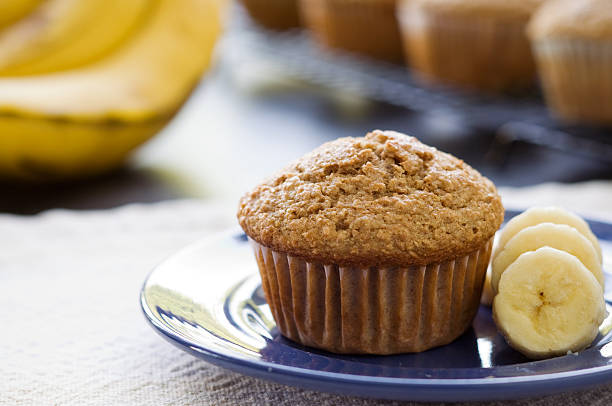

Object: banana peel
[0,0,42,29]
[0,0,151,76]
[0,0,223,180]
[0,116,166,179]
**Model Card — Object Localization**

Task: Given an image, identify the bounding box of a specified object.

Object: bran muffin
[240,0,301,30]
[529,0,612,125]
[238,130,504,354]
[300,0,404,63]
[398,0,543,92]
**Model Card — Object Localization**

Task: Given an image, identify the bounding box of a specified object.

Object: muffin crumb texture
[238,130,503,266]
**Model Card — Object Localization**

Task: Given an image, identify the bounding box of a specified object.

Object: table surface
[2,15,612,405]
[2,32,612,215]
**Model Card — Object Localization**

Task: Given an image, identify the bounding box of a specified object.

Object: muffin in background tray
[529,0,612,125]
[237,130,504,354]
[398,0,543,93]
[300,0,404,63]
[241,0,301,30]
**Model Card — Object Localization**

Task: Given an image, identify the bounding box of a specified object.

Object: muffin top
[238,130,503,267]
[403,0,543,21]
[529,0,612,41]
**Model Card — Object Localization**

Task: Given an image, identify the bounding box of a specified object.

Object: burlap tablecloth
[2,181,612,405]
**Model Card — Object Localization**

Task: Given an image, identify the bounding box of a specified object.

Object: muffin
[529,0,612,125]
[300,0,404,63]
[398,0,543,92]
[237,130,504,354]
[240,0,301,30]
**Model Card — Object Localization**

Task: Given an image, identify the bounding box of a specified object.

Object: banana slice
[491,223,604,294]
[480,267,494,307]
[493,206,602,263]
[493,247,606,359]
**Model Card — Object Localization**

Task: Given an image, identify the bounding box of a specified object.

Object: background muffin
[240,0,301,30]
[238,130,504,354]
[529,0,612,125]
[399,0,543,92]
[300,0,404,63]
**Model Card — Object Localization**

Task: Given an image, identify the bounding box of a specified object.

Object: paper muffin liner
[398,7,535,92]
[300,0,404,63]
[241,0,301,30]
[532,40,612,125]
[249,237,493,354]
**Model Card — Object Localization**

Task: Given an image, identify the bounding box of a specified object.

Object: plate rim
[140,211,612,401]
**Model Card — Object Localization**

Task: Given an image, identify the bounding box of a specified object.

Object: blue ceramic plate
[141,211,612,402]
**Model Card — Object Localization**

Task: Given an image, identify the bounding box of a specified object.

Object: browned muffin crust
[529,0,612,41]
[238,130,503,266]
[407,0,544,21]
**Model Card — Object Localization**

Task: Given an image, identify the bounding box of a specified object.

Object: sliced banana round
[492,223,604,294]
[493,247,606,359]
[493,206,602,263]
[480,267,494,307]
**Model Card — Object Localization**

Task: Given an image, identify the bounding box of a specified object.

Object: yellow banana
[0,0,150,76]
[0,0,223,180]
[0,0,42,29]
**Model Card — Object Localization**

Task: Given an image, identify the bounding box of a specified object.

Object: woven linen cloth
[2,181,612,406]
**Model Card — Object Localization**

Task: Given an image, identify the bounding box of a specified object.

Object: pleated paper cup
[249,237,493,354]
[300,0,404,63]
[533,40,612,125]
[398,5,536,92]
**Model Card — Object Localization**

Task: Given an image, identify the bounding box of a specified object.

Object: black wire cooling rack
[223,8,612,164]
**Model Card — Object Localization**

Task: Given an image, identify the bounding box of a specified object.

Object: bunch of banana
[0,0,223,180]
[489,207,607,359]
